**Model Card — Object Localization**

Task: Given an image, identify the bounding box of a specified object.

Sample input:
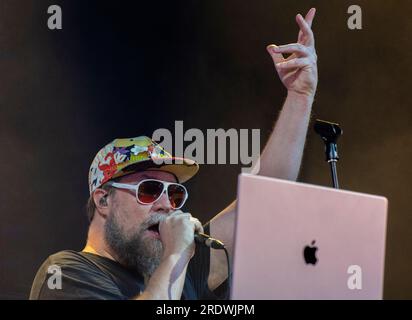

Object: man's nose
[151,191,173,213]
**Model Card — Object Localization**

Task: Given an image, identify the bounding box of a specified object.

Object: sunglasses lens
[168,184,187,209]
[137,180,164,204]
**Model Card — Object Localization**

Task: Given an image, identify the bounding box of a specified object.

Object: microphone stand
[326,141,339,189]
[314,119,342,189]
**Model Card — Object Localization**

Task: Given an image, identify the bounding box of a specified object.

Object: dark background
[1,0,411,299]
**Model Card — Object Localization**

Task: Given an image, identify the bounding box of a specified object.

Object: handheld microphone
[194,232,225,249]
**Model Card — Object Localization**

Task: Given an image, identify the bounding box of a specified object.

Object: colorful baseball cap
[88,136,199,194]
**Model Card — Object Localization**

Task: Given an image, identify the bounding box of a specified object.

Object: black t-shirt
[29,227,226,300]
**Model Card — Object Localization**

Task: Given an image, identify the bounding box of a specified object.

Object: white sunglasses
[108,179,188,209]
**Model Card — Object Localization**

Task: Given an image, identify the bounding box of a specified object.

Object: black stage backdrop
[1,0,411,299]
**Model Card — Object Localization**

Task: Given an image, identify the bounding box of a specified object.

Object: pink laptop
[231,174,388,299]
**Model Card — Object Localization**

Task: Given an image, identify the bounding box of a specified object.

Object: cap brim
[115,157,199,183]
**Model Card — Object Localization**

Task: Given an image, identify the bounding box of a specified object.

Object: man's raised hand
[267,8,318,98]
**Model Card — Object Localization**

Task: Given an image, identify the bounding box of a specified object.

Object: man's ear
[93,188,110,218]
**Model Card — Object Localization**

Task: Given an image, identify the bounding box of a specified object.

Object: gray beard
[104,211,163,277]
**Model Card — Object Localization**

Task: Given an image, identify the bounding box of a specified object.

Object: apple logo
[303,240,318,265]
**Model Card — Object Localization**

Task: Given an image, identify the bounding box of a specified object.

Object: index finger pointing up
[304,8,316,28]
[296,12,315,46]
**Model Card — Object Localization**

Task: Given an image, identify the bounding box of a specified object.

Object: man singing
[30,8,318,300]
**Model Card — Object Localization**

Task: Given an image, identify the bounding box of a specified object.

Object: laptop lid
[231,174,388,299]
